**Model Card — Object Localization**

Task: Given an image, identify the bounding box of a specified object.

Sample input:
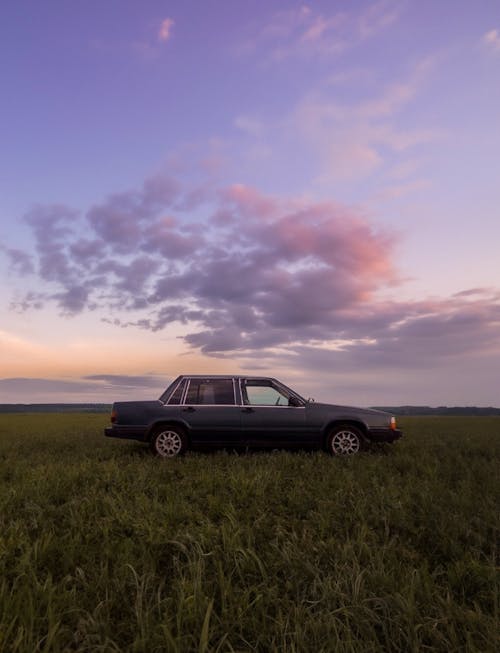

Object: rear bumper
[104,425,149,442]
[367,428,403,443]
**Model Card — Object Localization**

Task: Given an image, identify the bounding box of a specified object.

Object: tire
[327,425,363,456]
[150,427,187,458]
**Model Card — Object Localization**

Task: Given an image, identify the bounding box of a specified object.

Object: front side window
[244,381,290,406]
[185,379,235,405]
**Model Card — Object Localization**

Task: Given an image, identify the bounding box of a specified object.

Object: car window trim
[242,404,306,408]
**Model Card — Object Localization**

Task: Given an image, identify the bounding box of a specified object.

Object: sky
[1,0,499,406]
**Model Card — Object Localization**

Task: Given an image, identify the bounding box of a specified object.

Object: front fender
[321,419,369,442]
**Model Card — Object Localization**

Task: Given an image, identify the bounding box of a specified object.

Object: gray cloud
[0,375,170,401]
[0,377,104,394]
[84,374,169,388]
[24,204,80,284]
[0,246,35,275]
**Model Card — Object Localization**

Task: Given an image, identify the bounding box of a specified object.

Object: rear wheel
[151,427,187,458]
[327,425,363,456]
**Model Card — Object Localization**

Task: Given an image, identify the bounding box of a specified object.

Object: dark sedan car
[105,375,402,457]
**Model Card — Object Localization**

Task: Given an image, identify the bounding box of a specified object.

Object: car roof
[177,374,278,380]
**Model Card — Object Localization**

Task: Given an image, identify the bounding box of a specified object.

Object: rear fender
[147,420,191,443]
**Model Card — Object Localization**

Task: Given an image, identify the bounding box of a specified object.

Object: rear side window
[185,379,235,405]
[166,379,186,405]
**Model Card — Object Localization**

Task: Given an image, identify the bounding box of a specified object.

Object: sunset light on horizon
[1,0,499,405]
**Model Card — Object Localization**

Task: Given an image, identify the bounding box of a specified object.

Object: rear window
[185,379,235,405]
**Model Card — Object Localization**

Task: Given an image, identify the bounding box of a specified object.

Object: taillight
[390,416,396,430]
[110,409,117,424]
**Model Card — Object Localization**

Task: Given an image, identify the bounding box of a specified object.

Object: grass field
[0,414,498,652]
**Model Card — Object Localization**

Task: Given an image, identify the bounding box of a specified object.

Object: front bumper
[104,425,149,442]
[367,428,403,443]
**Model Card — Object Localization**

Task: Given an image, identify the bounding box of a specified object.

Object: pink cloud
[248,1,400,61]
[300,15,342,44]
[483,28,500,53]
[374,178,430,202]
[290,57,438,183]
[358,0,400,39]
[158,18,174,43]
[221,183,278,220]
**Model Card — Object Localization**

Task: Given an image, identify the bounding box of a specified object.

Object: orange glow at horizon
[0,328,235,379]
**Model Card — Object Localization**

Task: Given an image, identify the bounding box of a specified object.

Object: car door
[180,377,243,447]
[240,379,307,447]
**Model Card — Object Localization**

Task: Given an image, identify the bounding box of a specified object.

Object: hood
[307,402,390,416]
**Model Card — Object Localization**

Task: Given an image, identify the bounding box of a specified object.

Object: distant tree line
[373,406,500,416]
[0,404,111,413]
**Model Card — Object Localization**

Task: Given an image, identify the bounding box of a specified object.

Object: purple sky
[1,1,499,405]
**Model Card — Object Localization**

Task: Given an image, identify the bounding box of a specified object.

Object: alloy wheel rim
[332,431,360,455]
[156,431,182,457]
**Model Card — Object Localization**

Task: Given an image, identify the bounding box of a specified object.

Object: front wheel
[327,426,363,456]
[151,427,187,458]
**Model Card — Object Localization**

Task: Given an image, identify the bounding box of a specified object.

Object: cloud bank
[5,173,500,375]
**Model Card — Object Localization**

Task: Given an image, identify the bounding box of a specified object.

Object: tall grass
[0,414,498,652]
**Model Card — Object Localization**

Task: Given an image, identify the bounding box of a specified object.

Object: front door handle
[241,407,254,413]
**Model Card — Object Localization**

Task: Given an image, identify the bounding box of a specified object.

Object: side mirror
[288,396,301,407]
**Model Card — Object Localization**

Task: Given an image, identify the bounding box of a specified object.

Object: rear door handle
[182,406,196,412]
